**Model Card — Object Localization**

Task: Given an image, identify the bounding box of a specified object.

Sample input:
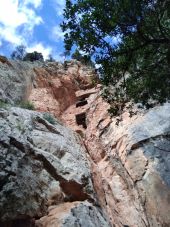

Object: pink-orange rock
[1,59,170,227]
[36,201,109,227]
[85,95,170,227]
[29,61,95,119]
[30,60,170,226]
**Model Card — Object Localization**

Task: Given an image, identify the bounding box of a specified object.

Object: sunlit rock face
[0,58,170,227]
[28,61,95,118]
[0,58,36,104]
[84,96,170,227]
[0,59,95,116]
[36,201,110,227]
[0,107,108,226]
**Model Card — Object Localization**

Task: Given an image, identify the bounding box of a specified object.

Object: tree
[11,45,26,60]
[72,49,94,66]
[72,49,83,61]
[23,51,44,62]
[62,0,170,107]
[47,54,55,62]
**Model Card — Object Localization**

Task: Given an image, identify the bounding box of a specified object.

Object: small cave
[75,112,87,129]
[76,99,88,108]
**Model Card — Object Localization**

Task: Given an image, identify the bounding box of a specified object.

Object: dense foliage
[11,45,44,62]
[72,49,94,66]
[62,0,170,108]
[23,51,44,62]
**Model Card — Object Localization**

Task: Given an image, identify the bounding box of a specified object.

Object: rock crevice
[0,60,170,227]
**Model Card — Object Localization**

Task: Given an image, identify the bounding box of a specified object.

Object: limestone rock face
[0,60,36,104]
[36,201,109,227]
[59,84,170,226]
[0,59,95,115]
[0,58,170,227]
[85,97,170,227]
[0,107,103,226]
[29,61,95,117]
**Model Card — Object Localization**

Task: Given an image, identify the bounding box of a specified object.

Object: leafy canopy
[23,51,44,62]
[72,49,94,66]
[62,0,170,106]
[11,45,44,62]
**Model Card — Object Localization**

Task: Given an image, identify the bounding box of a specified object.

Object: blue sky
[0,0,66,60]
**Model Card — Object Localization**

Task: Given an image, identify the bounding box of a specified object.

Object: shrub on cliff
[11,46,44,62]
[61,0,170,109]
[72,49,94,67]
[46,54,55,62]
[23,51,44,62]
[19,101,35,110]
[43,113,56,125]
[11,45,26,60]
[0,100,10,109]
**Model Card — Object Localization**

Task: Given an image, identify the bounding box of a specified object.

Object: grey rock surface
[0,107,95,224]
[36,201,110,227]
[0,59,94,107]
[62,201,110,227]
[0,60,36,104]
[1,58,170,227]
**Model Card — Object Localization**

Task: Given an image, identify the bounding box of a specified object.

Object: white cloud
[26,43,65,62]
[0,1,27,27]
[53,0,65,16]
[0,26,24,45]
[23,0,42,8]
[52,26,65,41]
[26,43,52,60]
[0,0,42,46]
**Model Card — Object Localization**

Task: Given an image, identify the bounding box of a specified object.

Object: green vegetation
[0,100,35,111]
[0,100,10,109]
[23,51,44,62]
[11,45,26,60]
[72,49,94,67]
[62,0,170,112]
[46,54,55,62]
[11,45,44,62]
[43,113,56,125]
[19,101,35,110]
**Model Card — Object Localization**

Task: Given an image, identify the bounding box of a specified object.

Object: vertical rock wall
[0,58,170,226]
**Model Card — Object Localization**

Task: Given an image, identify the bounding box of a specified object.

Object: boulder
[36,201,110,227]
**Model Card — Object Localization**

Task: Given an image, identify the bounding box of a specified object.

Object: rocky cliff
[0,57,170,227]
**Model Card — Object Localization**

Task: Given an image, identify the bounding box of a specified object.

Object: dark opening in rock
[76,99,88,108]
[0,219,35,227]
[75,112,87,129]
[77,91,96,101]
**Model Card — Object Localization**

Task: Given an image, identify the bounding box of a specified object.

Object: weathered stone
[0,58,170,227]
[36,201,110,227]
[61,83,170,226]
[85,98,170,227]
[28,61,95,118]
[0,60,36,104]
[0,56,12,66]
[0,107,95,224]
